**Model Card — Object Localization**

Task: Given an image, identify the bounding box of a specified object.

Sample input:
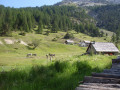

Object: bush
[64,32,74,39]
[54,61,68,72]
[56,35,60,39]
[28,39,41,49]
[76,61,92,74]
[19,32,26,36]
[52,38,57,41]
[44,31,50,36]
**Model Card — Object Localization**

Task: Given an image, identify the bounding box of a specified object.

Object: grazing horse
[32,54,37,56]
[51,54,55,58]
[46,54,49,59]
[26,53,37,57]
[48,53,56,61]
[26,53,32,57]
[49,53,55,58]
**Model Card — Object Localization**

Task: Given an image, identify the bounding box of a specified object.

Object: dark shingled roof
[92,42,119,52]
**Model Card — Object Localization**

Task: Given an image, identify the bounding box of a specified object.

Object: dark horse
[49,53,55,58]
[46,53,55,61]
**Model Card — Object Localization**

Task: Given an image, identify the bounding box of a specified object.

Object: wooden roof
[88,42,119,53]
[84,40,91,43]
[66,40,74,43]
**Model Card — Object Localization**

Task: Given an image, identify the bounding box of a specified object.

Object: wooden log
[76,83,120,90]
[103,69,120,72]
[84,76,120,84]
[112,64,120,69]
[76,87,119,90]
[92,72,120,79]
[103,69,120,74]
[112,59,120,63]
[76,84,120,90]
[83,83,120,88]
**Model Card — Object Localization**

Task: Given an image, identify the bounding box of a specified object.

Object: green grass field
[0,55,115,90]
[0,31,117,90]
[0,31,109,67]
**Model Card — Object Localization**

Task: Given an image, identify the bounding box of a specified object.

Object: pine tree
[27,12,32,31]
[38,20,43,34]
[51,21,58,33]
[111,34,116,42]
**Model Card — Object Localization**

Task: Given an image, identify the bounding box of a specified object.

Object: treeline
[0,5,101,37]
[91,5,120,33]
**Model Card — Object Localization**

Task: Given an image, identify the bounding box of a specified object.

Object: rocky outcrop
[0,41,3,45]
[56,0,120,7]
[4,39,15,44]
[3,38,28,46]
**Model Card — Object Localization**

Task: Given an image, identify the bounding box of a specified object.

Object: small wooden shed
[65,40,74,45]
[86,42,119,55]
[79,40,91,47]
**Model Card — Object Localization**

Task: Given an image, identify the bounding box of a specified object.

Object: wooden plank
[92,72,120,79]
[84,76,120,84]
[112,64,120,69]
[103,69,120,75]
[112,59,120,63]
[79,84,120,90]
[103,69,120,73]
[83,83,120,88]
[76,84,120,90]
[76,83,120,90]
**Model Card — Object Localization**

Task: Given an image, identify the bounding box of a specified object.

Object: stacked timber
[76,59,120,90]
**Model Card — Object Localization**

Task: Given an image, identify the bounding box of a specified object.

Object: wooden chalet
[65,40,74,45]
[79,40,91,47]
[86,42,119,55]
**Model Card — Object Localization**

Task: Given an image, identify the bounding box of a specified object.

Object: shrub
[75,61,92,74]
[28,39,41,49]
[56,35,60,39]
[90,51,94,56]
[52,38,57,41]
[19,32,26,36]
[54,61,68,72]
[44,31,50,36]
[64,32,74,39]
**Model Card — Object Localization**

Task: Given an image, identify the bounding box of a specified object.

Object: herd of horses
[26,53,55,61]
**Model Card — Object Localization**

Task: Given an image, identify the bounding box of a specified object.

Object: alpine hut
[65,40,74,45]
[79,40,91,47]
[86,42,119,55]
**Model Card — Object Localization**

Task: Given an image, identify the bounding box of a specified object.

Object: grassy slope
[0,31,116,90]
[0,55,115,90]
[100,29,115,37]
[0,31,109,67]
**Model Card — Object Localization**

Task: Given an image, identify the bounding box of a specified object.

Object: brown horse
[26,53,37,57]
[49,53,55,58]
[46,54,49,59]
[46,53,55,61]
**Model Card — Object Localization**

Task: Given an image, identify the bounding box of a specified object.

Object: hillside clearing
[0,31,110,70]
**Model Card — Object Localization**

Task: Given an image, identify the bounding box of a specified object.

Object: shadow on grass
[26,46,35,50]
[0,60,112,90]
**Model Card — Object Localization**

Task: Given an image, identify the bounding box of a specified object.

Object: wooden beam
[92,72,120,79]
[84,76,120,84]
[112,59,120,63]
[76,84,120,90]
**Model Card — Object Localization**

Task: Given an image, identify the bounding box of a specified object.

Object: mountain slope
[89,4,120,33]
[56,0,120,6]
[0,5,101,37]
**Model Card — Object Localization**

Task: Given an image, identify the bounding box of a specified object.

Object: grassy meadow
[0,31,116,89]
[0,55,115,90]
